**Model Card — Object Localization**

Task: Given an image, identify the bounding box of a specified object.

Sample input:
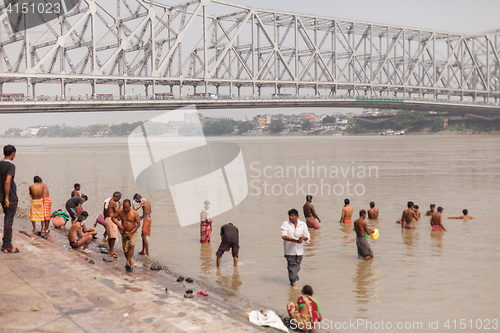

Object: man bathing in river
[116,199,140,272]
[367,201,379,219]
[339,198,353,224]
[303,195,321,229]
[448,209,473,220]
[281,209,310,287]
[354,210,373,261]
[430,207,446,231]
[425,204,436,216]
[400,201,418,229]
[104,192,121,258]
[133,193,152,257]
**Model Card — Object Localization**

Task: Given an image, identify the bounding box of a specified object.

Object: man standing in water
[133,193,152,257]
[200,200,213,242]
[303,195,321,229]
[401,201,418,229]
[430,207,446,231]
[425,204,436,216]
[339,198,353,223]
[104,192,121,258]
[354,210,373,261]
[116,199,141,272]
[281,209,310,287]
[367,202,379,219]
[0,145,19,253]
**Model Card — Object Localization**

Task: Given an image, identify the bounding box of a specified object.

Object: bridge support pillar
[60,79,65,100]
[32,83,36,100]
[27,78,32,99]
[91,80,96,100]
[215,85,220,95]
[257,86,261,97]
[296,84,299,97]
[252,83,256,98]
[237,85,241,98]
[145,84,149,98]
[0,83,3,95]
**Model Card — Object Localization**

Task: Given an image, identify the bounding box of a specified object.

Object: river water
[6,135,500,332]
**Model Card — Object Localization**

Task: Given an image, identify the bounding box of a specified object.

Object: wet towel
[432,225,445,231]
[29,199,44,222]
[104,197,111,209]
[43,196,52,220]
[356,236,373,259]
[248,310,289,333]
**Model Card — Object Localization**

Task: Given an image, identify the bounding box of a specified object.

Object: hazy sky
[1,0,499,134]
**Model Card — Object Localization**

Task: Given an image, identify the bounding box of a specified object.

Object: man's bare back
[303,202,318,219]
[340,205,353,223]
[29,183,44,200]
[402,208,417,229]
[138,200,151,218]
[367,208,379,219]
[354,217,371,237]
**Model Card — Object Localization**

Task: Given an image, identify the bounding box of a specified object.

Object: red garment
[200,221,212,242]
[43,196,52,220]
[432,225,445,231]
[306,217,320,229]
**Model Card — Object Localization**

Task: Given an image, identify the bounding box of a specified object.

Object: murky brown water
[8,135,500,332]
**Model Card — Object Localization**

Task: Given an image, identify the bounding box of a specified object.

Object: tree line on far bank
[4,120,257,137]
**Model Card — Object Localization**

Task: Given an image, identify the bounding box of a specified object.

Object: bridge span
[0,97,498,114]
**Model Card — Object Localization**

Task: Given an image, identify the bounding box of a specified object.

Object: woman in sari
[287,285,322,330]
[200,200,213,242]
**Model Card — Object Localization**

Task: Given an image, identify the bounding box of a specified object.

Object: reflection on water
[353,260,380,315]
[216,266,242,291]
[340,223,355,247]
[430,230,444,255]
[9,135,500,324]
[199,242,213,274]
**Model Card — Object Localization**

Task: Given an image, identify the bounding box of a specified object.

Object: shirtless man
[41,179,51,234]
[448,209,473,220]
[303,195,321,229]
[354,210,373,261]
[74,211,97,237]
[425,204,436,216]
[133,193,152,257]
[401,201,418,229]
[367,201,379,219]
[115,199,140,272]
[430,206,446,231]
[28,176,44,233]
[339,198,353,224]
[68,223,92,251]
[104,191,122,258]
[71,183,81,198]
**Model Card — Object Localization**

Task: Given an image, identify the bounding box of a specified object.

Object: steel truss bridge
[0,0,499,113]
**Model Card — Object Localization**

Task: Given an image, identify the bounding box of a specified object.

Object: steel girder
[0,0,498,102]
